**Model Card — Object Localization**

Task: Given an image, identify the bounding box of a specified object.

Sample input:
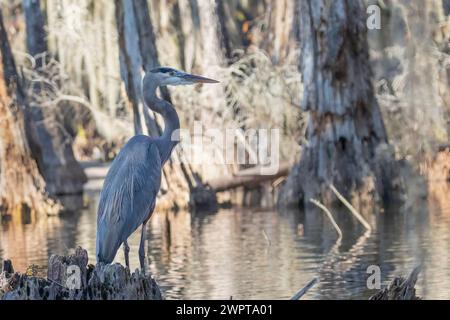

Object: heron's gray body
[96,135,161,263]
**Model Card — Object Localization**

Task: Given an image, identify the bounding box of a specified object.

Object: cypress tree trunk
[197,0,227,68]
[278,0,403,210]
[261,0,298,64]
[0,10,58,218]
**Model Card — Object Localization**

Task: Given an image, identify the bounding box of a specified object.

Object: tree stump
[370,266,422,300]
[0,247,162,300]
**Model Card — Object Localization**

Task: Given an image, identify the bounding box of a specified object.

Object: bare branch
[329,184,372,232]
[310,198,343,241]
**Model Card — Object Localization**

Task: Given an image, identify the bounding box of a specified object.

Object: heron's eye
[169,71,176,76]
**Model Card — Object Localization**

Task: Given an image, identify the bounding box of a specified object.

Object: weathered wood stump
[369,266,422,300]
[0,247,162,300]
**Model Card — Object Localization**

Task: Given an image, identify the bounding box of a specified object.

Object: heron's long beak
[182,73,220,84]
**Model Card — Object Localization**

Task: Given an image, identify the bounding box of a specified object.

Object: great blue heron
[96,67,219,270]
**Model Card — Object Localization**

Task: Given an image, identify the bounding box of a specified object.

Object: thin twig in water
[290,277,319,300]
[310,199,343,241]
[329,184,372,232]
[262,229,271,246]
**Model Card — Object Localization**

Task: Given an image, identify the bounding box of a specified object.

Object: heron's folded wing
[97,141,162,241]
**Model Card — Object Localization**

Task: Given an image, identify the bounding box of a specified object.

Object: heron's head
[148,67,219,86]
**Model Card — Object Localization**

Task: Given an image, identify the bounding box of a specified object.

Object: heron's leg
[123,241,130,269]
[139,223,147,273]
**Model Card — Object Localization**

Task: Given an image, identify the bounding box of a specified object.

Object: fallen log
[208,162,291,192]
[0,247,162,300]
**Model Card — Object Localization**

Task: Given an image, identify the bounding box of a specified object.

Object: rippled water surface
[1,187,449,299]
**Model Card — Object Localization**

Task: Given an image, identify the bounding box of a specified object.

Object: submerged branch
[329,184,372,232]
[290,277,319,300]
[310,198,343,241]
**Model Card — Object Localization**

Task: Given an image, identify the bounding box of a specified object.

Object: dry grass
[171,48,305,165]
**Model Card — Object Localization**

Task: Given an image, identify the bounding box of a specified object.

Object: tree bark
[278,0,402,210]
[215,0,235,60]
[115,0,160,136]
[196,0,227,68]
[0,9,58,218]
[22,0,47,63]
[260,0,298,64]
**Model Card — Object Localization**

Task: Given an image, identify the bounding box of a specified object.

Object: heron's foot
[123,241,130,269]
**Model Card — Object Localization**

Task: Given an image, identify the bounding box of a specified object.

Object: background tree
[4,0,442,213]
[368,0,449,159]
[21,0,87,210]
[115,0,217,210]
[115,0,160,136]
[22,0,47,63]
[278,0,403,210]
[251,0,299,65]
[44,0,132,152]
[0,9,57,218]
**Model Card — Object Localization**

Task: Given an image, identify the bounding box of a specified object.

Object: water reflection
[1,188,449,299]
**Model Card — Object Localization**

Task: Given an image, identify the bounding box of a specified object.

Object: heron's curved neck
[143,79,180,163]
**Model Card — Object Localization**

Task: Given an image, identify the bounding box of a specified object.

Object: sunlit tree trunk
[279,0,402,210]
[115,0,161,136]
[0,10,58,218]
[180,0,233,184]
[169,0,228,72]
[197,0,227,68]
[261,0,298,64]
[215,0,235,60]
[173,0,201,70]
